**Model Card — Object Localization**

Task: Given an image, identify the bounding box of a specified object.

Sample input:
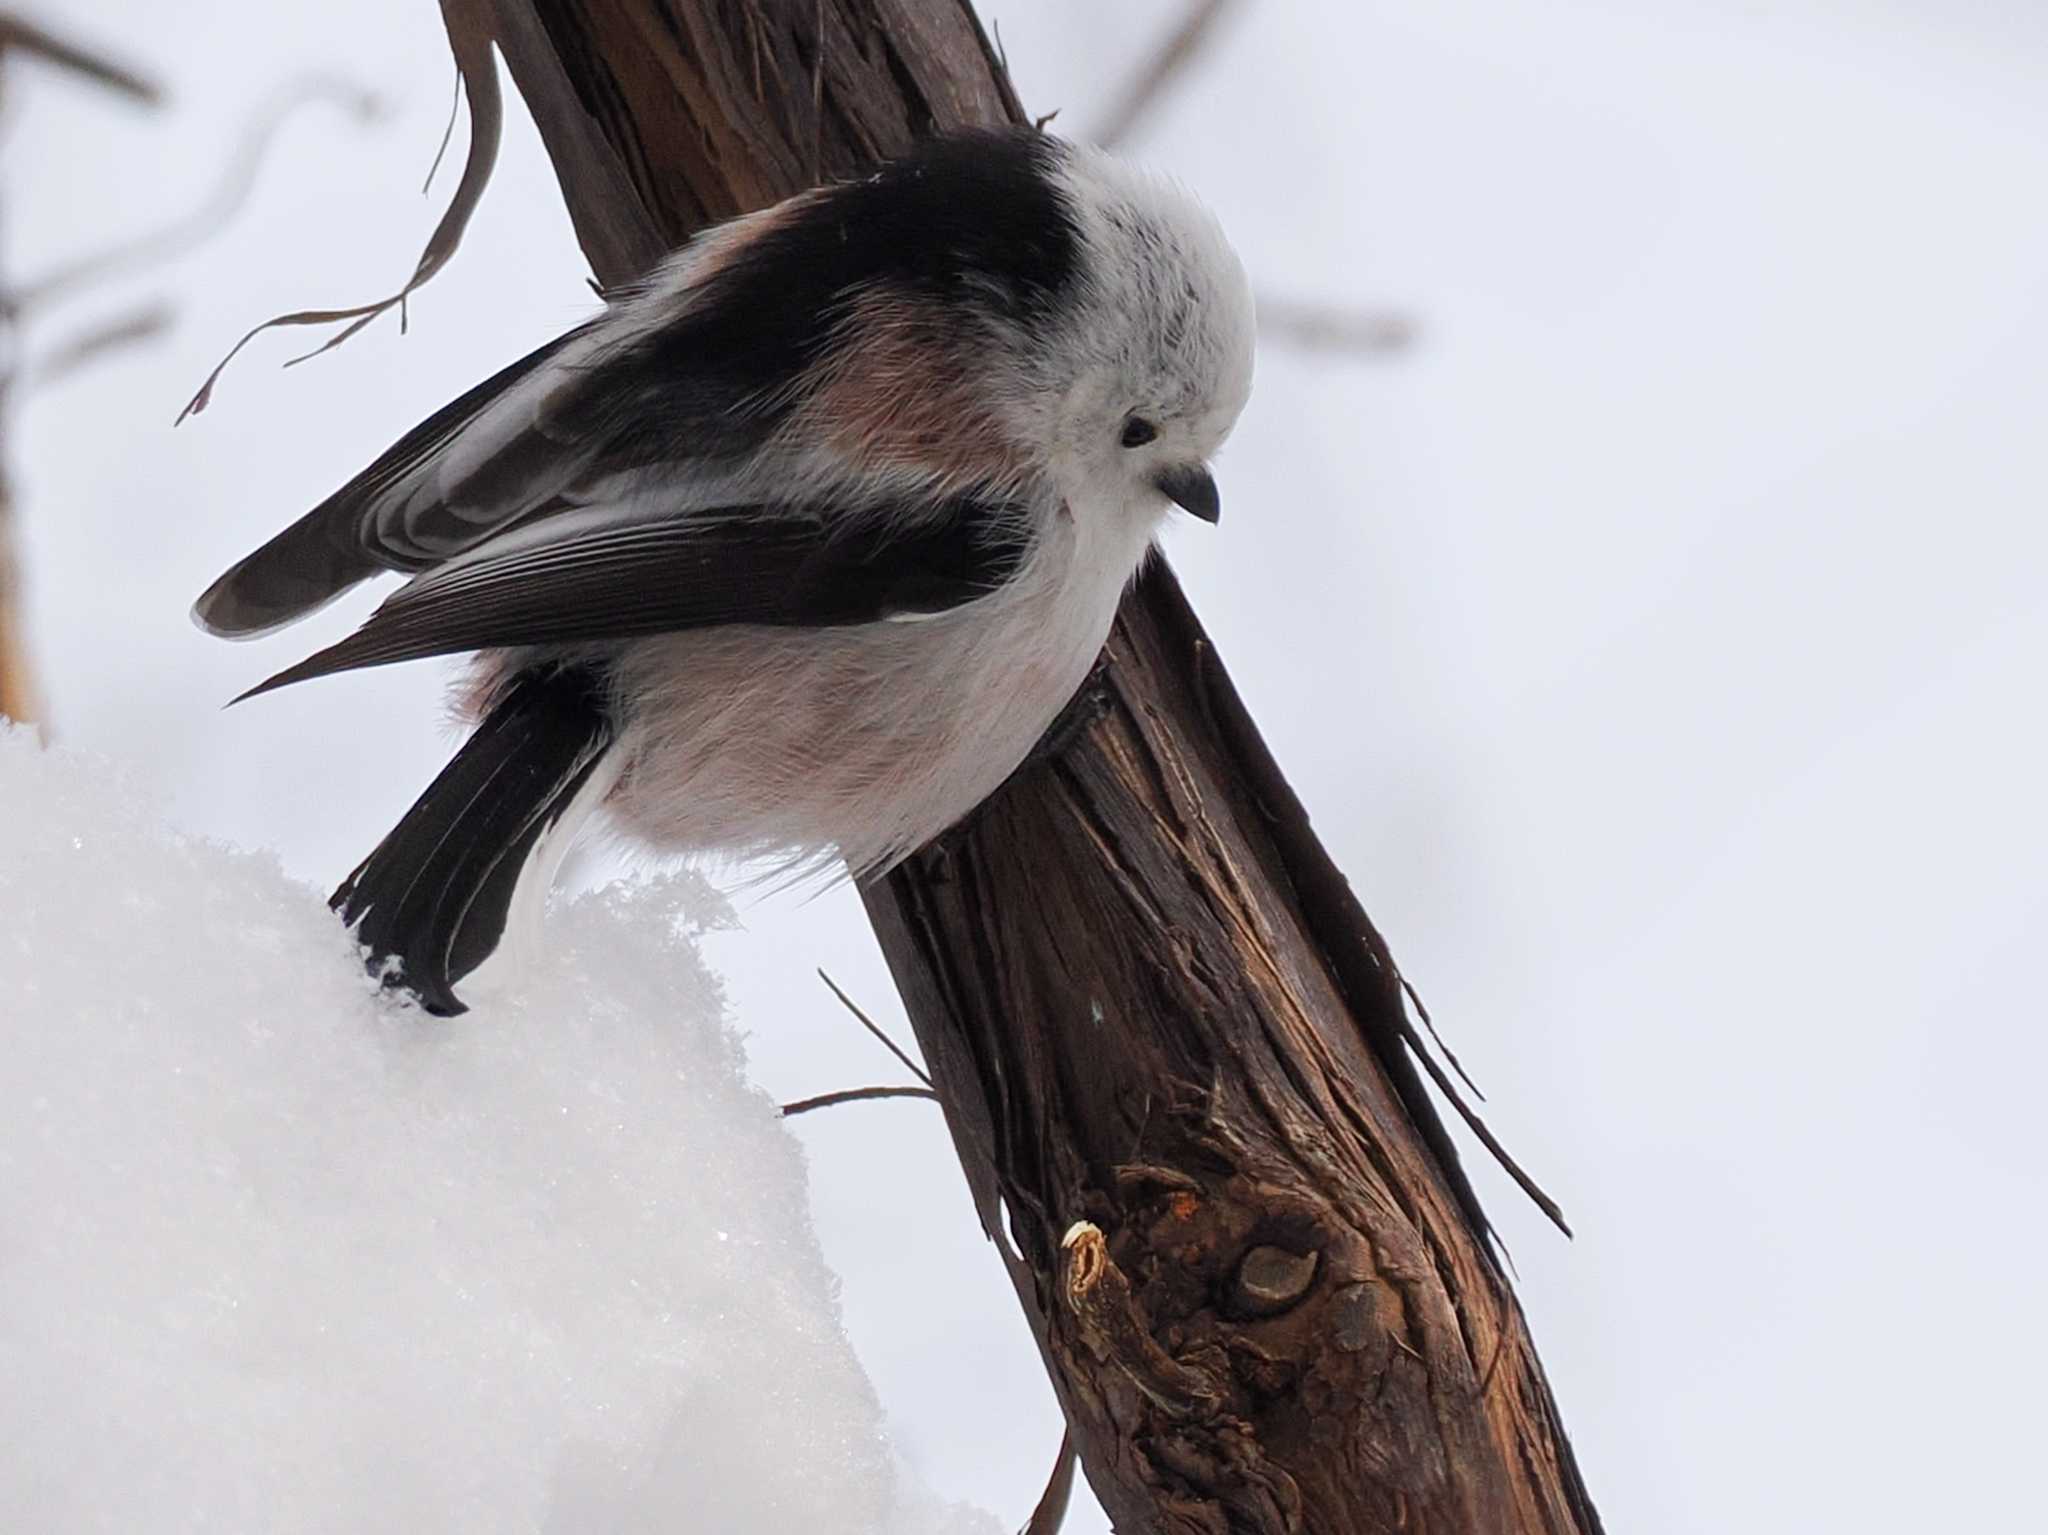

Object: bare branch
[29,303,173,387]
[177,0,502,422]
[780,1085,939,1117]
[0,13,161,106]
[13,77,381,315]
[1256,295,1417,357]
[1017,1432,1076,1535]
[1090,0,1238,150]
[423,64,462,194]
[0,491,39,727]
[818,968,932,1086]
[1190,633,1569,1239]
[1402,1014,1571,1236]
[1089,4,1416,362]
[1403,973,1484,1100]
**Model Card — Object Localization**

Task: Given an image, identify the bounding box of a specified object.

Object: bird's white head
[1019,142,1257,528]
[654,130,1256,527]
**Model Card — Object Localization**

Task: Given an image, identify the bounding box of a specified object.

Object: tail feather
[333,665,615,1014]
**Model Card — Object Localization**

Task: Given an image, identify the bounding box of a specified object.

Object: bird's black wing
[194,128,1083,642]
[237,494,1035,700]
[196,329,578,637]
[190,309,814,640]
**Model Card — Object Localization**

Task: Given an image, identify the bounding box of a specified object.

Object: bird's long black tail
[332,664,615,1015]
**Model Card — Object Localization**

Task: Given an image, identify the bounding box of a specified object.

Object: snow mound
[0,728,993,1535]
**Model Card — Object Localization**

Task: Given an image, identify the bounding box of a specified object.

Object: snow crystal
[0,728,994,1535]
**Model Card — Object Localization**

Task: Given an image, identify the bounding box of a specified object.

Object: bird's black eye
[1120,416,1158,449]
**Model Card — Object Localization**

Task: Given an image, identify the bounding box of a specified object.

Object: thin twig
[1019,1431,1077,1535]
[781,1085,939,1117]
[1402,1028,1569,1237]
[1192,635,1567,1249]
[819,967,933,1086]
[1090,3,1416,360]
[1401,975,1483,1100]
[423,64,463,194]
[177,0,502,422]
[1091,0,1238,150]
[1256,296,1416,357]
[13,77,381,314]
[0,14,161,106]
[29,304,173,386]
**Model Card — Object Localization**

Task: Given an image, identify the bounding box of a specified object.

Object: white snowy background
[5,1,2044,1530]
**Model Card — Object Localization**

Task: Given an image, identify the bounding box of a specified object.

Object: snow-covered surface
[0,729,993,1535]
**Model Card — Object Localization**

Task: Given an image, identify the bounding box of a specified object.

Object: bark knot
[1061,1221,1222,1420]
[1233,1244,1320,1317]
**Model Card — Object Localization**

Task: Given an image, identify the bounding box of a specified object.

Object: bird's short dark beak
[1155,463,1221,525]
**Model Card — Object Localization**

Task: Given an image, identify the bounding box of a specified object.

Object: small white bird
[199,128,1256,1013]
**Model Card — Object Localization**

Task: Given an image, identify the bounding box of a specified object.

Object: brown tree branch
[0,28,383,727]
[819,967,933,1086]
[0,13,159,105]
[1089,0,1238,150]
[0,13,162,725]
[13,77,382,315]
[0,469,33,725]
[1086,3,1419,360]
[1257,295,1417,357]
[28,303,173,387]
[1019,1430,1078,1535]
[780,1084,939,1116]
[461,3,1599,1528]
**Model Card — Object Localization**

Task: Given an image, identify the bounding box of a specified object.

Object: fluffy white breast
[598,489,1156,879]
